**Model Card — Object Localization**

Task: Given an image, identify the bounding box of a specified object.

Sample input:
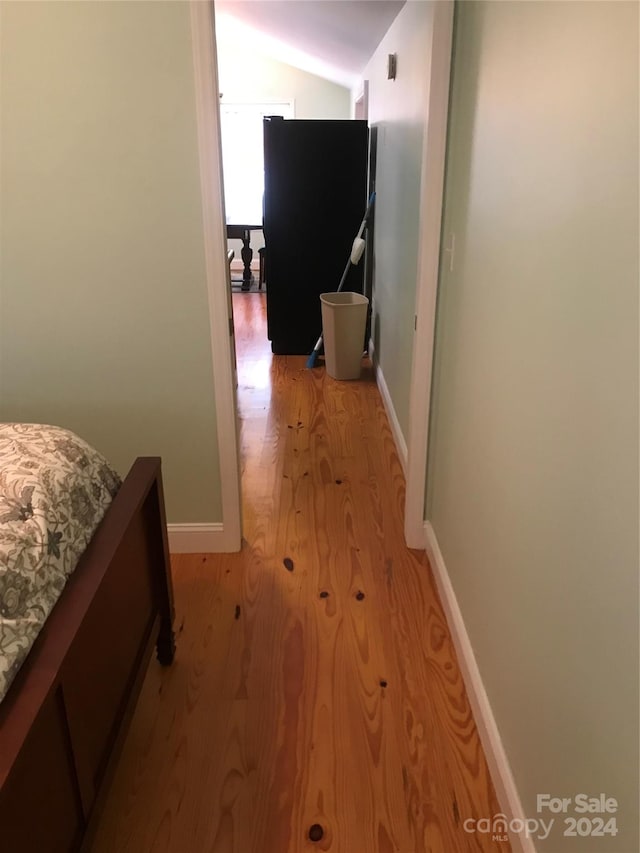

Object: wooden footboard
[0,458,175,853]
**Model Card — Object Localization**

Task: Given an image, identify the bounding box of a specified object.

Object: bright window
[220,101,294,225]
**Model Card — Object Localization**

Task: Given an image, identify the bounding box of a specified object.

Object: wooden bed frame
[0,457,175,853]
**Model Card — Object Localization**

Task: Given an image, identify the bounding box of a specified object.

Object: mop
[306,192,376,369]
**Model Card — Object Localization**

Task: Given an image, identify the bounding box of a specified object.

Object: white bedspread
[0,424,121,702]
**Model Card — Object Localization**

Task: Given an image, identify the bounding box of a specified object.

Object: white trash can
[320,292,369,380]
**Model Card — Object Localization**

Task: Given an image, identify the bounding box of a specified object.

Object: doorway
[210,3,368,545]
[190,2,455,553]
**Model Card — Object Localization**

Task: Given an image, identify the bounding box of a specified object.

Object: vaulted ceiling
[215,1,406,88]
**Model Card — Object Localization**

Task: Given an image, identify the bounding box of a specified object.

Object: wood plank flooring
[90,293,510,853]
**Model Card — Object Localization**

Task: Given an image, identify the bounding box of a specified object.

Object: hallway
[91,293,508,852]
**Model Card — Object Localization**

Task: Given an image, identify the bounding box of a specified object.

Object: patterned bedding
[0,424,122,702]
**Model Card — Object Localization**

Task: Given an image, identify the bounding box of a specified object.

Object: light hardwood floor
[91,294,510,853]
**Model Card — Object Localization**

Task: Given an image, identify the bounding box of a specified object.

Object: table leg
[241,228,253,290]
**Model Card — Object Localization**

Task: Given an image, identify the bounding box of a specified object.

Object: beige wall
[0,0,222,523]
[216,43,351,119]
[427,2,638,848]
[363,0,435,440]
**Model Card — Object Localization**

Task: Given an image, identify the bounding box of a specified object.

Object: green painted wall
[216,41,351,119]
[363,1,435,440]
[428,2,638,848]
[0,0,222,523]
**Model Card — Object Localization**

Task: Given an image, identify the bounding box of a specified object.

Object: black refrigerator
[262,118,369,355]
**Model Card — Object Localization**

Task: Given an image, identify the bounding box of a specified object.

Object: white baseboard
[424,522,535,853]
[369,339,408,475]
[167,523,236,554]
[230,259,260,272]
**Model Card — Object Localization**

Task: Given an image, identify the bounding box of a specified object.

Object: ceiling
[215,1,406,89]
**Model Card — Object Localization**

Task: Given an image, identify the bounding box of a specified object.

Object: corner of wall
[369,338,408,475]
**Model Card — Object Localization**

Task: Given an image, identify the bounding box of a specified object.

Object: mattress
[0,424,122,702]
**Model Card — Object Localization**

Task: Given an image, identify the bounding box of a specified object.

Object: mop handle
[309,240,363,356]
[356,192,376,240]
[306,192,376,367]
[337,193,375,295]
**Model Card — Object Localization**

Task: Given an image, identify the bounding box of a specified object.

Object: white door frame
[190,1,242,552]
[353,79,369,120]
[404,0,455,549]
